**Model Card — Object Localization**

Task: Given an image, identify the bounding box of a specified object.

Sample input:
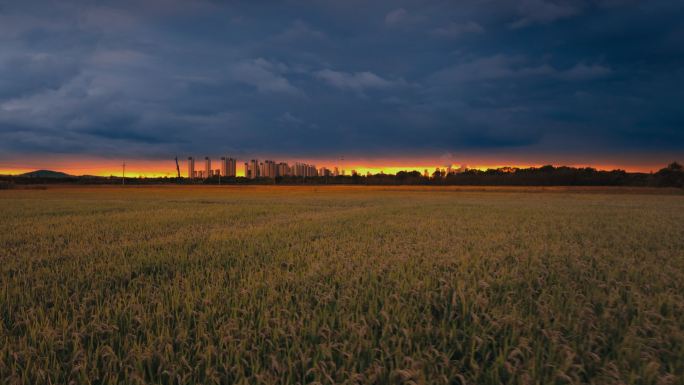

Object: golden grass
[1,186,683,384]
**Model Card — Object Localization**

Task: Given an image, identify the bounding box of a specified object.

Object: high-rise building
[277,162,290,177]
[204,157,211,179]
[218,157,237,177]
[333,167,339,177]
[292,162,317,177]
[227,158,237,176]
[249,159,259,179]
[244,162,249,178]
[187,157,195,178]
[258,160,277,178]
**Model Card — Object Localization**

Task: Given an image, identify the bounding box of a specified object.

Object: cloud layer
[0,0,682,163]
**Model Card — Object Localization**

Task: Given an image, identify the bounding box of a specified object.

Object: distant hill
[20,170,73,178]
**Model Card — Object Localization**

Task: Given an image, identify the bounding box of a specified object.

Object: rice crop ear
[1,186,683,384]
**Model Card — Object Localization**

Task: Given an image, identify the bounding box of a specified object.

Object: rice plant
[0,186,682,384]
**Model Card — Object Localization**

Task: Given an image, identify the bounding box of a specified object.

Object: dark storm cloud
[0,0,682,160]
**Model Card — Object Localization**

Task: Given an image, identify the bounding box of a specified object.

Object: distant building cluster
[185,156,469,180]
[186,157,344,179]
[244,160,321,179]
[187,157,237,179]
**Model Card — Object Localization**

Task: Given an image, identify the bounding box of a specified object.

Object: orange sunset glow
[0,155,673,177]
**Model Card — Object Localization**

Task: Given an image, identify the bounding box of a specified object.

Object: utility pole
[122,161,126,185]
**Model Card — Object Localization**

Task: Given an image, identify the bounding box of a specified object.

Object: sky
[1,0,683,176]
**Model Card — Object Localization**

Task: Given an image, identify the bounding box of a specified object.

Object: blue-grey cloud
[431,21,484,39]
[510,0,582,29]
[314,69,401,91]
[384,8,427,27]
[0,0,682,163]
[231,58,301,95]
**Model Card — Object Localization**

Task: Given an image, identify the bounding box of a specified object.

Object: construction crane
[174,157,181,179]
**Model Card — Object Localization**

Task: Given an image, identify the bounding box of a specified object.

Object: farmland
[1,186,683,384]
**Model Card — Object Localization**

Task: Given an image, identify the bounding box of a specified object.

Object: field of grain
[1,186,683,384]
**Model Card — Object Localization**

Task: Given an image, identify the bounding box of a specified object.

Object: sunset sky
[1,0,683,176]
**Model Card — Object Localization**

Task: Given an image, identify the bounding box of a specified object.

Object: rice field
[1,186,683,385]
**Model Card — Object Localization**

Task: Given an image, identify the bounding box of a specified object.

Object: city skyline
[0,154,677,178]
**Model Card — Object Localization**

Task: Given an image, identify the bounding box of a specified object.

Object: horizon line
[1,160,679,178]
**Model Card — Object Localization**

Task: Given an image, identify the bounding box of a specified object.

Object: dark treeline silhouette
[1,162,682,188]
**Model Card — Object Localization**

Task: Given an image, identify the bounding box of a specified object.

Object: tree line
[1,162,682,188]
